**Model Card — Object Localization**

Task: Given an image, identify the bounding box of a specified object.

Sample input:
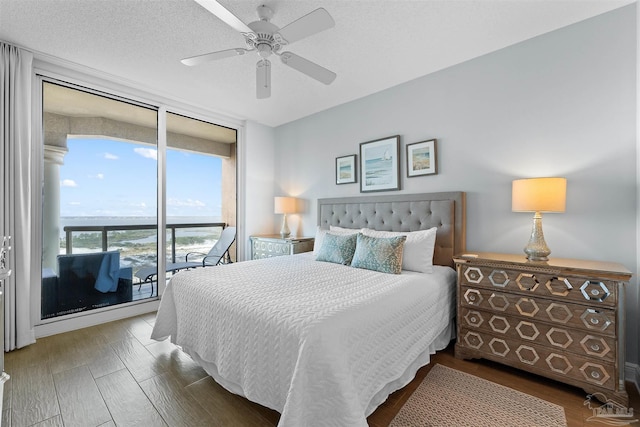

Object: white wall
[271,6,639,364]
[242,120,277,259]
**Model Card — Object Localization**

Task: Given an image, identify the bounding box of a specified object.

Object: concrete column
[43,145,67,272]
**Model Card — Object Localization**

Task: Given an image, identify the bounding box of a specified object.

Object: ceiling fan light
[257,43,272,58]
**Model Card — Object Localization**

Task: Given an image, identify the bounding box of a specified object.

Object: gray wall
[271,6,638,364]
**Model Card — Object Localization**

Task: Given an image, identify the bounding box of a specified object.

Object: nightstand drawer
[250,235,314,260]
[460,286,616,336]
[459,328,616,390]
[460,306,616,361]
[253,240,293,257]
[459,264,618,307]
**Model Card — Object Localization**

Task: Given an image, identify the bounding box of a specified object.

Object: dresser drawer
[454,252,631,407]
[459,264,618,307]
[460,306,616,361]
[459,328,616,390]
[461,286,616,336]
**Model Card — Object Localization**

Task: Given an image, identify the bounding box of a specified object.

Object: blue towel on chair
[95,252,120,293]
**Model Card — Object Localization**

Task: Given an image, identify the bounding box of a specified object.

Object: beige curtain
[0,41,35,350]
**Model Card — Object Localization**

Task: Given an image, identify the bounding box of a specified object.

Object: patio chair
[134,226,236,294]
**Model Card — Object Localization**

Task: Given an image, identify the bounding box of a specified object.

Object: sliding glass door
[165,112,237,266]
[40,81,237,322]
[41,81,159,319]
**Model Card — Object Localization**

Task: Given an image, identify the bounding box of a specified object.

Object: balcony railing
[63,222,226,264]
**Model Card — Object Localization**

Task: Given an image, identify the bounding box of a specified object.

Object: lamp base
[280,214,291,238]
[523,212,551,261]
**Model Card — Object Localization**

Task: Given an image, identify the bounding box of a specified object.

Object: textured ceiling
[0,0,633,127]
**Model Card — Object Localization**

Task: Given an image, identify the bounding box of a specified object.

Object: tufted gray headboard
[317,192,466,268]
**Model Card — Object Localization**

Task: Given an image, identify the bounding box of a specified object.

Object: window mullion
[157,107,167,296]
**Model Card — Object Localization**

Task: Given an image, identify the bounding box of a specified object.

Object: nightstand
[453,252,632,405]
[250,235,314,260]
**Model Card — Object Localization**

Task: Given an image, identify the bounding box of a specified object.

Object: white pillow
[361,227,437,273]
[329,225,361,234]
[314,226,362,255]
[313,226,327,255]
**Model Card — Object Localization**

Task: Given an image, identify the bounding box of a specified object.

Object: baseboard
[625,362,640,394]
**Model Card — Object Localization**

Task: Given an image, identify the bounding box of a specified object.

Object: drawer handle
[469,295,476,302]
[470,317,477,323]
[591,289,600,296]
[591,371,601,379]
[590,318,599,325]
[591,344,600,351]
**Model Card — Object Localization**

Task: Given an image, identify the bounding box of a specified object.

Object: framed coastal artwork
[359,135,400,192]
[336,154,357,184]
[406,139,437,177]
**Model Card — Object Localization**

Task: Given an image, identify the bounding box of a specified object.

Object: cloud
[104,153,118,160]
[69,201,81,206]
[167,198,206,207]
[89,173,104,179]
[134,147,158,160]
[61,179,77,187]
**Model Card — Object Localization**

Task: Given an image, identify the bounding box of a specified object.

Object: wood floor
[3,313,639,426]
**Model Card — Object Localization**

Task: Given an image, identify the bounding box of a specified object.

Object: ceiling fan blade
[256,59,271,99]
[193,0,254,35]
[276,8,334,44]
[181,48,249,66]
[280,52,336,85]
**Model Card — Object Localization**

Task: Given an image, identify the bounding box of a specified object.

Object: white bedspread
[151,253,456,427]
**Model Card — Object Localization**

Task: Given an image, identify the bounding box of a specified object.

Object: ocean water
[59,216,224,271]
[365,157,393,185]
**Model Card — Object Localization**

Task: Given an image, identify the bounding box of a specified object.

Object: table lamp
[274,196,298,238]
[512,177,566,261]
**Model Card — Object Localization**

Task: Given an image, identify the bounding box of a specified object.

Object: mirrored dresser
[454,252,632,406]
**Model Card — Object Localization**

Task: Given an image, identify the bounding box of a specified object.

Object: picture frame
[359,135,401,192]
[336,154,357,185]
[406,139,437,177]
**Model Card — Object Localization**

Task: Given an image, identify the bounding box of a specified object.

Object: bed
[151,191,466,426]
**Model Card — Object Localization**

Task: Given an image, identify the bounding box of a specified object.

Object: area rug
[389,364,567,427]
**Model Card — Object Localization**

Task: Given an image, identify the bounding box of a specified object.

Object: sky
[59,138,222,218]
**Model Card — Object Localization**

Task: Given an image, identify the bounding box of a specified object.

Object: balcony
[64,220,226,282]
[41,222,227,319]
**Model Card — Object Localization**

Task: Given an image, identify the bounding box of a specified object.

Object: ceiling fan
[183,0,337,99]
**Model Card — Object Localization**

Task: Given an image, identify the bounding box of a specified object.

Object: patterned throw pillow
[351,233,407,274]
[313,226,361,256]
[362,227,437,273]
[315,232,358,265]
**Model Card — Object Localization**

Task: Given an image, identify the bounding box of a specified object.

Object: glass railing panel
[166,224,223,264]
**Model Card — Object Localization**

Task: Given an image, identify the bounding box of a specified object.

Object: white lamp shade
[274,196,298,214]
[512,177,567,213]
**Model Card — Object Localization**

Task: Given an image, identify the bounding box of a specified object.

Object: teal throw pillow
[351,233,407,274]
[315,232,358,265]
